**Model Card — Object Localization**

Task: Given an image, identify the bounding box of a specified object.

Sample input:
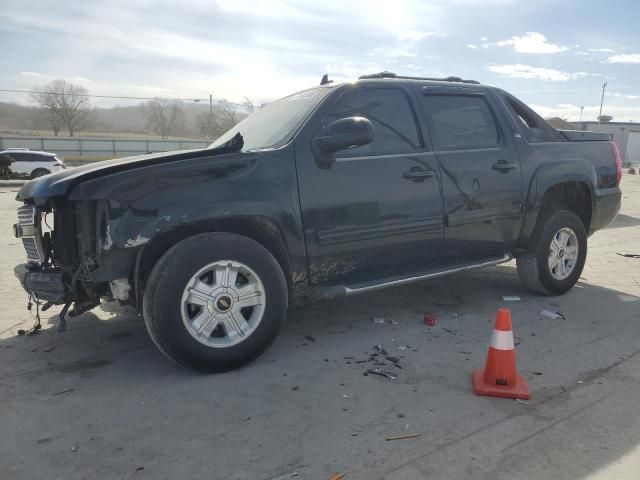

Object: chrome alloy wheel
[548,227,579,281]
[180,260,266,348]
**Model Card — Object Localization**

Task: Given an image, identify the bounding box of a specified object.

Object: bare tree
[196,111,222,140]
[143,99,185,139]
[242,96,256,114]
[194,99,245,140]
[218,99,238,125]
[30,80,93,137]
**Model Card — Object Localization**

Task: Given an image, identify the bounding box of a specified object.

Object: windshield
[209,86,331,151]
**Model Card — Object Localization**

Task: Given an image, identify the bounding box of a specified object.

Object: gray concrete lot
[1,176,640,480]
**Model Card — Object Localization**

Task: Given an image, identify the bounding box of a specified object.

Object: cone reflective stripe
[490,329,515,350]
[473,309,530,400]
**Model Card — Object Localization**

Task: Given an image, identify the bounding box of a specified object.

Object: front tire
[516,210,587,295]
[143,233,288,372]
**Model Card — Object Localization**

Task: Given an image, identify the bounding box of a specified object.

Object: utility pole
[209,94,213,119]
[598,81,607,120]
[579,106,584,122]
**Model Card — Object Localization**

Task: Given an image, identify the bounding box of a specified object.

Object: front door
[417,88,523,258]
[295,85,444,286]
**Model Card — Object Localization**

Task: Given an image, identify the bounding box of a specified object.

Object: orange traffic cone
[473,308,530,400]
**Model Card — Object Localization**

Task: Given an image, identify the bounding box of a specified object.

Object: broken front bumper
[14,264,66,303]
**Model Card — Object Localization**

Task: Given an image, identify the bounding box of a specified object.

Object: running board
[343,253,513,296]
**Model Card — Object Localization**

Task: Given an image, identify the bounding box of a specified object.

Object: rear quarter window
[501,94,566,143]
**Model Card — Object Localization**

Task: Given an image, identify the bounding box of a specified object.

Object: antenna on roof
[320,74,333,85]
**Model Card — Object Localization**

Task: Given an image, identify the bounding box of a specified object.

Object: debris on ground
[71,444,78,452]
[43,345,55,353]
[442,327,460,336]
[502,296,521,301]
[451,312,458,319]
[270,472,299,480]
[51,388,74,396]
[374,345,388,355]
[329,474,346,480]
[303,335,316,343]
[397,345,409,351]
[616,252,640,258]
[532,371,543,375]
[385,433,422,441]
[372,317,399,325]
[341,394,350,399]
[515,399,531,405]
[540,310,565,320]
[364,368,397,380]
[423,314,437,326]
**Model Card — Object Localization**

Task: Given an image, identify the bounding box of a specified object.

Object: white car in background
[0,148,66,179]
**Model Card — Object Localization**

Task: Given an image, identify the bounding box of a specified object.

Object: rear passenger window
[421,95,499,150]
[325,87,421,156]
[502,94,566,143]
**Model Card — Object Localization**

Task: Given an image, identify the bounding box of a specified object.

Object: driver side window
[325,87,421,156]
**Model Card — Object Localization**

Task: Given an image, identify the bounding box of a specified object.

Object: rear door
[417,87,523,258]
[295,85,444,285]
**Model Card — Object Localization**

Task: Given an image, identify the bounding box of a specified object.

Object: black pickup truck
[13,72,622,372]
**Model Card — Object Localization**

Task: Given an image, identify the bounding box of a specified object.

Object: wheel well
[135,216,292,303]
[541,182,592,231]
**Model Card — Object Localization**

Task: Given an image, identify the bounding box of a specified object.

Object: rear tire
[516,210,587,295]
[31,169,50,178]
[143,232,288,372]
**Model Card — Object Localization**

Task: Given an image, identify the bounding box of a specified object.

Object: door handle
[403,168,435,181]
[492,160,517,171]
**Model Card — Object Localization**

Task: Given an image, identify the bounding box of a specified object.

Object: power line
[0,88,252,109]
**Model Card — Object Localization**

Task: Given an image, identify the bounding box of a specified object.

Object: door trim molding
[317,217,442,246]
[447,206,522,227]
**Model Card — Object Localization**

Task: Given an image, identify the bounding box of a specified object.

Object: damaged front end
[13,198,133,330]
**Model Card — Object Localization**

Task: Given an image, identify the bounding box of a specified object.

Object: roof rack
[358,71,480,84]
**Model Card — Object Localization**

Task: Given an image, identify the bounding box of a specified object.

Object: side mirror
[312,116,374,168]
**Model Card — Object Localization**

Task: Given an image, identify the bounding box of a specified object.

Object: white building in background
[573,121,640,166]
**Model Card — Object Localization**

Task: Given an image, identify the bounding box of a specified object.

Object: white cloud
[488,64,578,81]
[367,47,417,58]
[467,44,478,49]
[480,36,488,41]
[575,51,590,56]
[491,32,568,54]
[530,103,640,122]
[21,71,92,84]
[606,53,640,63]
[588,48,615,53]
[397,31,446,41]
[611,92,640,100]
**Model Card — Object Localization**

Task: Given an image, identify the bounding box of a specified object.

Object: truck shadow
[1,263,639,478]
[606,213,640,229]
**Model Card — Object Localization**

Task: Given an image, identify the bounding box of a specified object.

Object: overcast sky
[1,0,639,121]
